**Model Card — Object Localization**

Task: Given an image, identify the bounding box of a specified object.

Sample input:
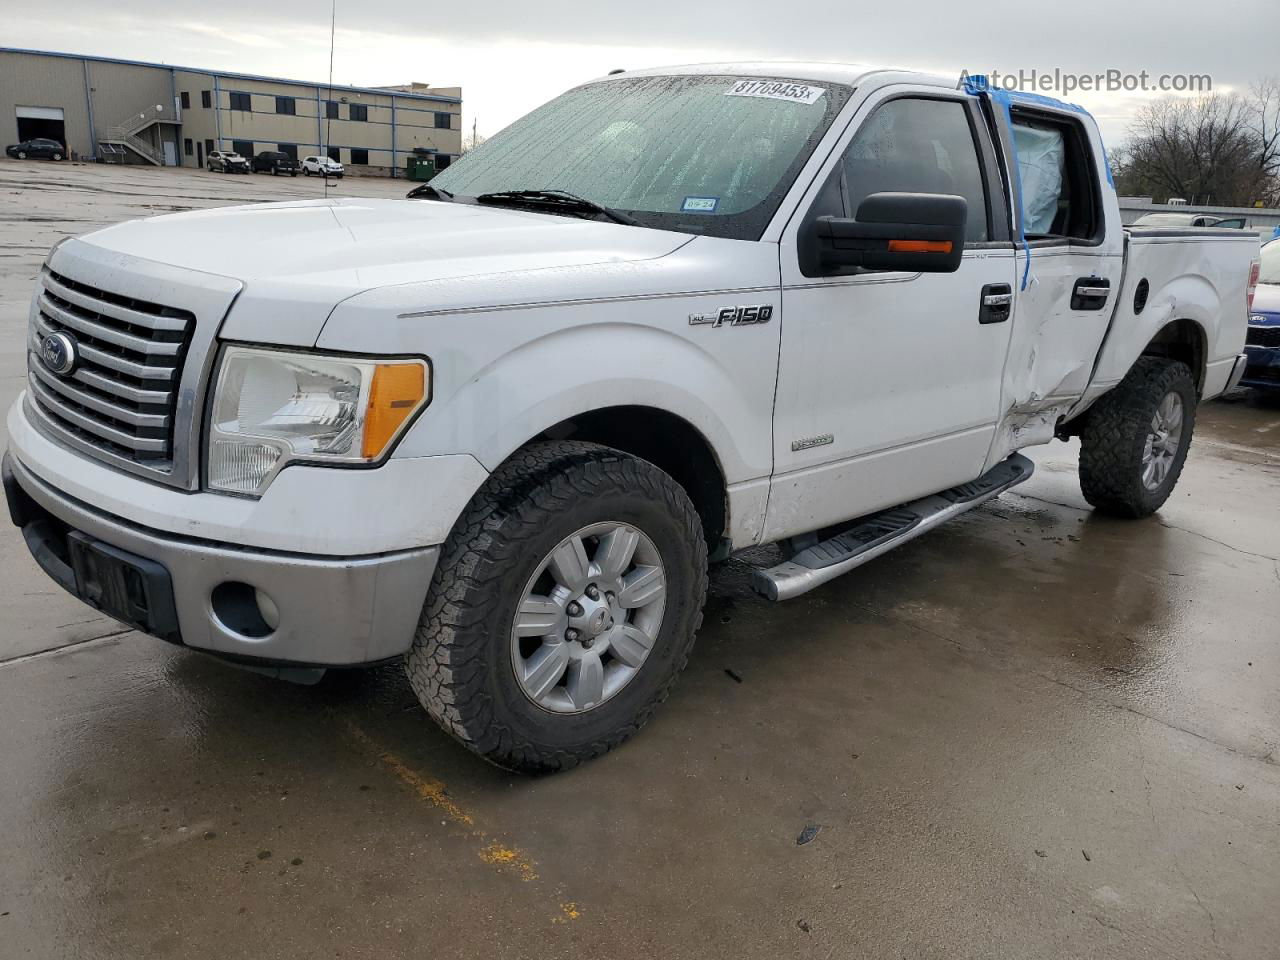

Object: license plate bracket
[67,531,182,643]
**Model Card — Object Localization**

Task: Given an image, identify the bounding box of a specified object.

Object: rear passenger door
[768,87,1018,542]
[989,102,1125,462]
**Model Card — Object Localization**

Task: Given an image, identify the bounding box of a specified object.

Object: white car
[301,155,344,178]
[206,151,250,174]
[6,62,1259,773]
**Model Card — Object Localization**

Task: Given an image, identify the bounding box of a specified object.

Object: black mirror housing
[812,192,968,274]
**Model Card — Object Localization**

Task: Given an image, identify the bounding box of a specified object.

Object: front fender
[317,238,783,486]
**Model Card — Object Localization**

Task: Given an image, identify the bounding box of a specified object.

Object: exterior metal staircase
[98,106,179,166]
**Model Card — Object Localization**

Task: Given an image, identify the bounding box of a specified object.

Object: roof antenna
[324,0,337,199]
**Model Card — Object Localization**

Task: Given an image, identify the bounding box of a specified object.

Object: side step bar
[751,453,1034,601]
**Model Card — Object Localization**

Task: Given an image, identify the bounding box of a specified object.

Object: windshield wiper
[475,189,638,226]
[406,183,454,201]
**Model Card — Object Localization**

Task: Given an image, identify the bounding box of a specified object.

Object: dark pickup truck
[251,151,300,176]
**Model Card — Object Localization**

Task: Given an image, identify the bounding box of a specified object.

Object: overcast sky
[5,0,1274,146]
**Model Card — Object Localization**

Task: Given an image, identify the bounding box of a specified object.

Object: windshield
[1261,240,1280,285]
[430,74,852,240]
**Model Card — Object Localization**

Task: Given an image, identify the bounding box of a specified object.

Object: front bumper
[1240,345,1280,389]
[4,452,438,666]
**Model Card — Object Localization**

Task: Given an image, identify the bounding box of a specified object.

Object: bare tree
[1246,77,1280,206]
[1113,88,1276,206]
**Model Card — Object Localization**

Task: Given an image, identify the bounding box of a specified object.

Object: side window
[841,98,990,244]
[1009,110,1100,242]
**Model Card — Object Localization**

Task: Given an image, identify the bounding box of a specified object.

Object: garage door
[16,106,68,150]
[16,106,65,121]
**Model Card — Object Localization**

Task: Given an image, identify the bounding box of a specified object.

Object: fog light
[254,589,281,631]
[210,581,275,639]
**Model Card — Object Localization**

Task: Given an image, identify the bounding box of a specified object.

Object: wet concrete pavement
[1,161,1278,959]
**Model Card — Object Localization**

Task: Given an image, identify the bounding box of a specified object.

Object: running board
[751,454,1034,601]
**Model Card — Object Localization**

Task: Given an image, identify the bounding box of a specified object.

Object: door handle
[1071,276,1111,311]
[979,283,1013,324]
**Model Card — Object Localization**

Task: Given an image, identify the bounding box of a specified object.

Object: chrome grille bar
[27,268,195,470]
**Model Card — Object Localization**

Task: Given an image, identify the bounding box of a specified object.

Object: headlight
[207,346,429,496]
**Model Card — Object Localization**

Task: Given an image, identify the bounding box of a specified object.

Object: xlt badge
[689,304,774,328]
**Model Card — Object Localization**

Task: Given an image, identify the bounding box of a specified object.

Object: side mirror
[811,192,967,274]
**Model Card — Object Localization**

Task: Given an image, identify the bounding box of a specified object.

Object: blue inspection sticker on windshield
[682,197,719,213]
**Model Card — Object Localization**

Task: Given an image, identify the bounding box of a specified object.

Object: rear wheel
[405,441,708,773]
[51,152,62,161]
[1079,357,1197,517]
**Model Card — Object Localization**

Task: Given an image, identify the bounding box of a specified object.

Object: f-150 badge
[689,305,774,328]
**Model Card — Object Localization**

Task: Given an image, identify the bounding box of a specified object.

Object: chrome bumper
[4,452,437,666]
[1226,352,1250,392]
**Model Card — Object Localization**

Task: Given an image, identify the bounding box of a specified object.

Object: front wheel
[17,151,27,160]
[1079,357,1197,517]
[405,441,708,773]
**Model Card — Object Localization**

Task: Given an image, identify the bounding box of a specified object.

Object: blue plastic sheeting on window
[1011,123,1065,235]
[961,75,1032,290]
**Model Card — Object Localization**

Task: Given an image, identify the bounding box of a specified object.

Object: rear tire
[51,152,62,161]
[1079,357,1197,517]
[405,441,708,773]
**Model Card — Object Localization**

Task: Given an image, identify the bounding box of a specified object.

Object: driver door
[765,87,1016,542]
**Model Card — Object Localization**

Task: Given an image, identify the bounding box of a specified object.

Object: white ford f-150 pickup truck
[6,63,1260,771]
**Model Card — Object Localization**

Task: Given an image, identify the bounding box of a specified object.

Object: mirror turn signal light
[887,239,953,254]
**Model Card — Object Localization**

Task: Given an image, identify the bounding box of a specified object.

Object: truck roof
[590,62,1091,119]
[594,61,955,90]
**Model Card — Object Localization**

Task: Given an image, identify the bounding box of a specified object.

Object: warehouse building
[0,47,462,177]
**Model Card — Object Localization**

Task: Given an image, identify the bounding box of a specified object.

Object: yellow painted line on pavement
[346,723,550,893]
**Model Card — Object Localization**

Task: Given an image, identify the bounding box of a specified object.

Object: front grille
[1246,325,1280,348]
[27,269,195,471]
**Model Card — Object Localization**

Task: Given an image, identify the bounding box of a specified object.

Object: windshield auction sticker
[724,79,825,105]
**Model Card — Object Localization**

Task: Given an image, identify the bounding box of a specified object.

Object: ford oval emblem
[41,332,77,376]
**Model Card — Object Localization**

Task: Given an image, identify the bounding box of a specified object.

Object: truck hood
[74,197,692,345]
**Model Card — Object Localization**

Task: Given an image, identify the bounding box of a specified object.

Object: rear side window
[1009,109,1101,242]
[840,97,990,244]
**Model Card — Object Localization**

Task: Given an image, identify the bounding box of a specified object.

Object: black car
[6,138,65,161]
[251,151,300,176]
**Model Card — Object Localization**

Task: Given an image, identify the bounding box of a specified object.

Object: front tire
[1079,357,1197,517]
[405,441,708,773]
[17,151,27,159]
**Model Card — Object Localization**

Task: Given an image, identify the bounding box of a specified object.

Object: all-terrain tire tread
[405,441,707,773]
[1078,357,1197,518]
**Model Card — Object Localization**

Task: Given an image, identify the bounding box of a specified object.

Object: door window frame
[997,105,1106,248]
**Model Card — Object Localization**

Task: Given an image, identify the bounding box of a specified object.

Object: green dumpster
[406,154,437,181]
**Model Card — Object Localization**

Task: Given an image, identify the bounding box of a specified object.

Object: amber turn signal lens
[887,239,953,254]
[362,362,427,459]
